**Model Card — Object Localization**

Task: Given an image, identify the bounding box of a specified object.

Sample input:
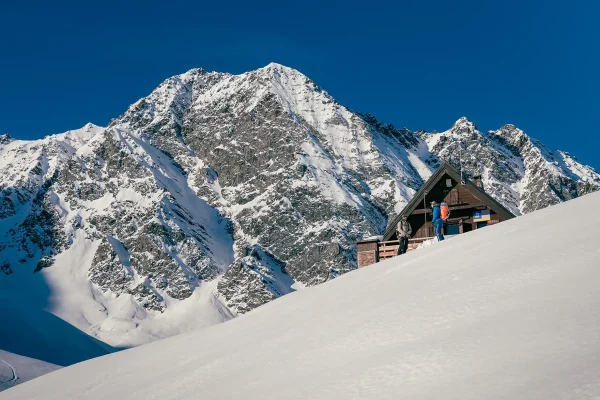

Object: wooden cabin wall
[407,215,434,239]
[444,185,481,206]
[357,240,379,267]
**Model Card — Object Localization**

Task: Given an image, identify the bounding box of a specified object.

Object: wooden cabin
[357,162,516,268]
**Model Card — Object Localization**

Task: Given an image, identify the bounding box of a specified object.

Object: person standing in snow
[396,215,412,255]
[431,200,444,241]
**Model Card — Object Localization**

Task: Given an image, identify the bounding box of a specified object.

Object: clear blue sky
[2,0,599,168]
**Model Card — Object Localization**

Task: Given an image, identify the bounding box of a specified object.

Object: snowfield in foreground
[4,191,600,400]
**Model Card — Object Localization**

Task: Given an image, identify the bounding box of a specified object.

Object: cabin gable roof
[382,162,516,240]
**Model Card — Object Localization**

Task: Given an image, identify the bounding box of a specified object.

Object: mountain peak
[262,62,293,71]
[83,122,102,131]
[265,61,285,69]
[452,117,477,130]
[446,117,479,138]
[177,67,213,82]
[257,62,306,81]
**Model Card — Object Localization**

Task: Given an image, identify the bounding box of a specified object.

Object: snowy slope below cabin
[4,190,600,400]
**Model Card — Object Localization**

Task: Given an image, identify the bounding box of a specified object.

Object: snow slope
[0,351,59,392]
[0,292,114,392]
[5,191,600,400]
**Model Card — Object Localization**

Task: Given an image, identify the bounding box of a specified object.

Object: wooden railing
[378,240,400,261]
[377,237,434,261]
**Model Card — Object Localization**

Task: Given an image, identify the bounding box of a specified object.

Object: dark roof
[382,161,516,240]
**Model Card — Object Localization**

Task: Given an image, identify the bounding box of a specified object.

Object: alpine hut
[357,161,516,268]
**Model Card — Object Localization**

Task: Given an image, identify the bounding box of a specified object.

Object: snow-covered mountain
[4,191,600,400]
[1,63,598,347]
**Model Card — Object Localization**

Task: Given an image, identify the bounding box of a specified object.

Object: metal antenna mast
[459,144,464,184]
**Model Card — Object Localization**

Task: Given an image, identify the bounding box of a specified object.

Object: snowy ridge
[0,123,103,195]
[4,191,600,400]
[1,63,599,357]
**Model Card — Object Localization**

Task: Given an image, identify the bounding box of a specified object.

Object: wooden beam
[410,203,485,215]
[449,203,484,211]
[412,208,432,215]
[446,217,470,223]
[408,237,434,242]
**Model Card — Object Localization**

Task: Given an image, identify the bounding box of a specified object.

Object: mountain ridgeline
[1,63,598,332]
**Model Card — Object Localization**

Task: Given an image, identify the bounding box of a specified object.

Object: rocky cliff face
[1,63,598,344]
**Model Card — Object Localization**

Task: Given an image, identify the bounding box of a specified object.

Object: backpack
[440,201,450,221]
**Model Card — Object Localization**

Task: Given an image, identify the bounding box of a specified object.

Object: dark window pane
[446,224,460,235]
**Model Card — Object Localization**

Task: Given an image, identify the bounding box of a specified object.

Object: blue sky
[2,0,599,168]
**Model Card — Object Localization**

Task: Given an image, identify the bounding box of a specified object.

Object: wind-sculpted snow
[4,191,600,400]
[0,63,598,353]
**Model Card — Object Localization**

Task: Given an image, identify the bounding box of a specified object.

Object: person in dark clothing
[396,215,412,255]
[431,201,444,241]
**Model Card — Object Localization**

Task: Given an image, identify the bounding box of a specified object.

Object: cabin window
[446,224,460,235]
